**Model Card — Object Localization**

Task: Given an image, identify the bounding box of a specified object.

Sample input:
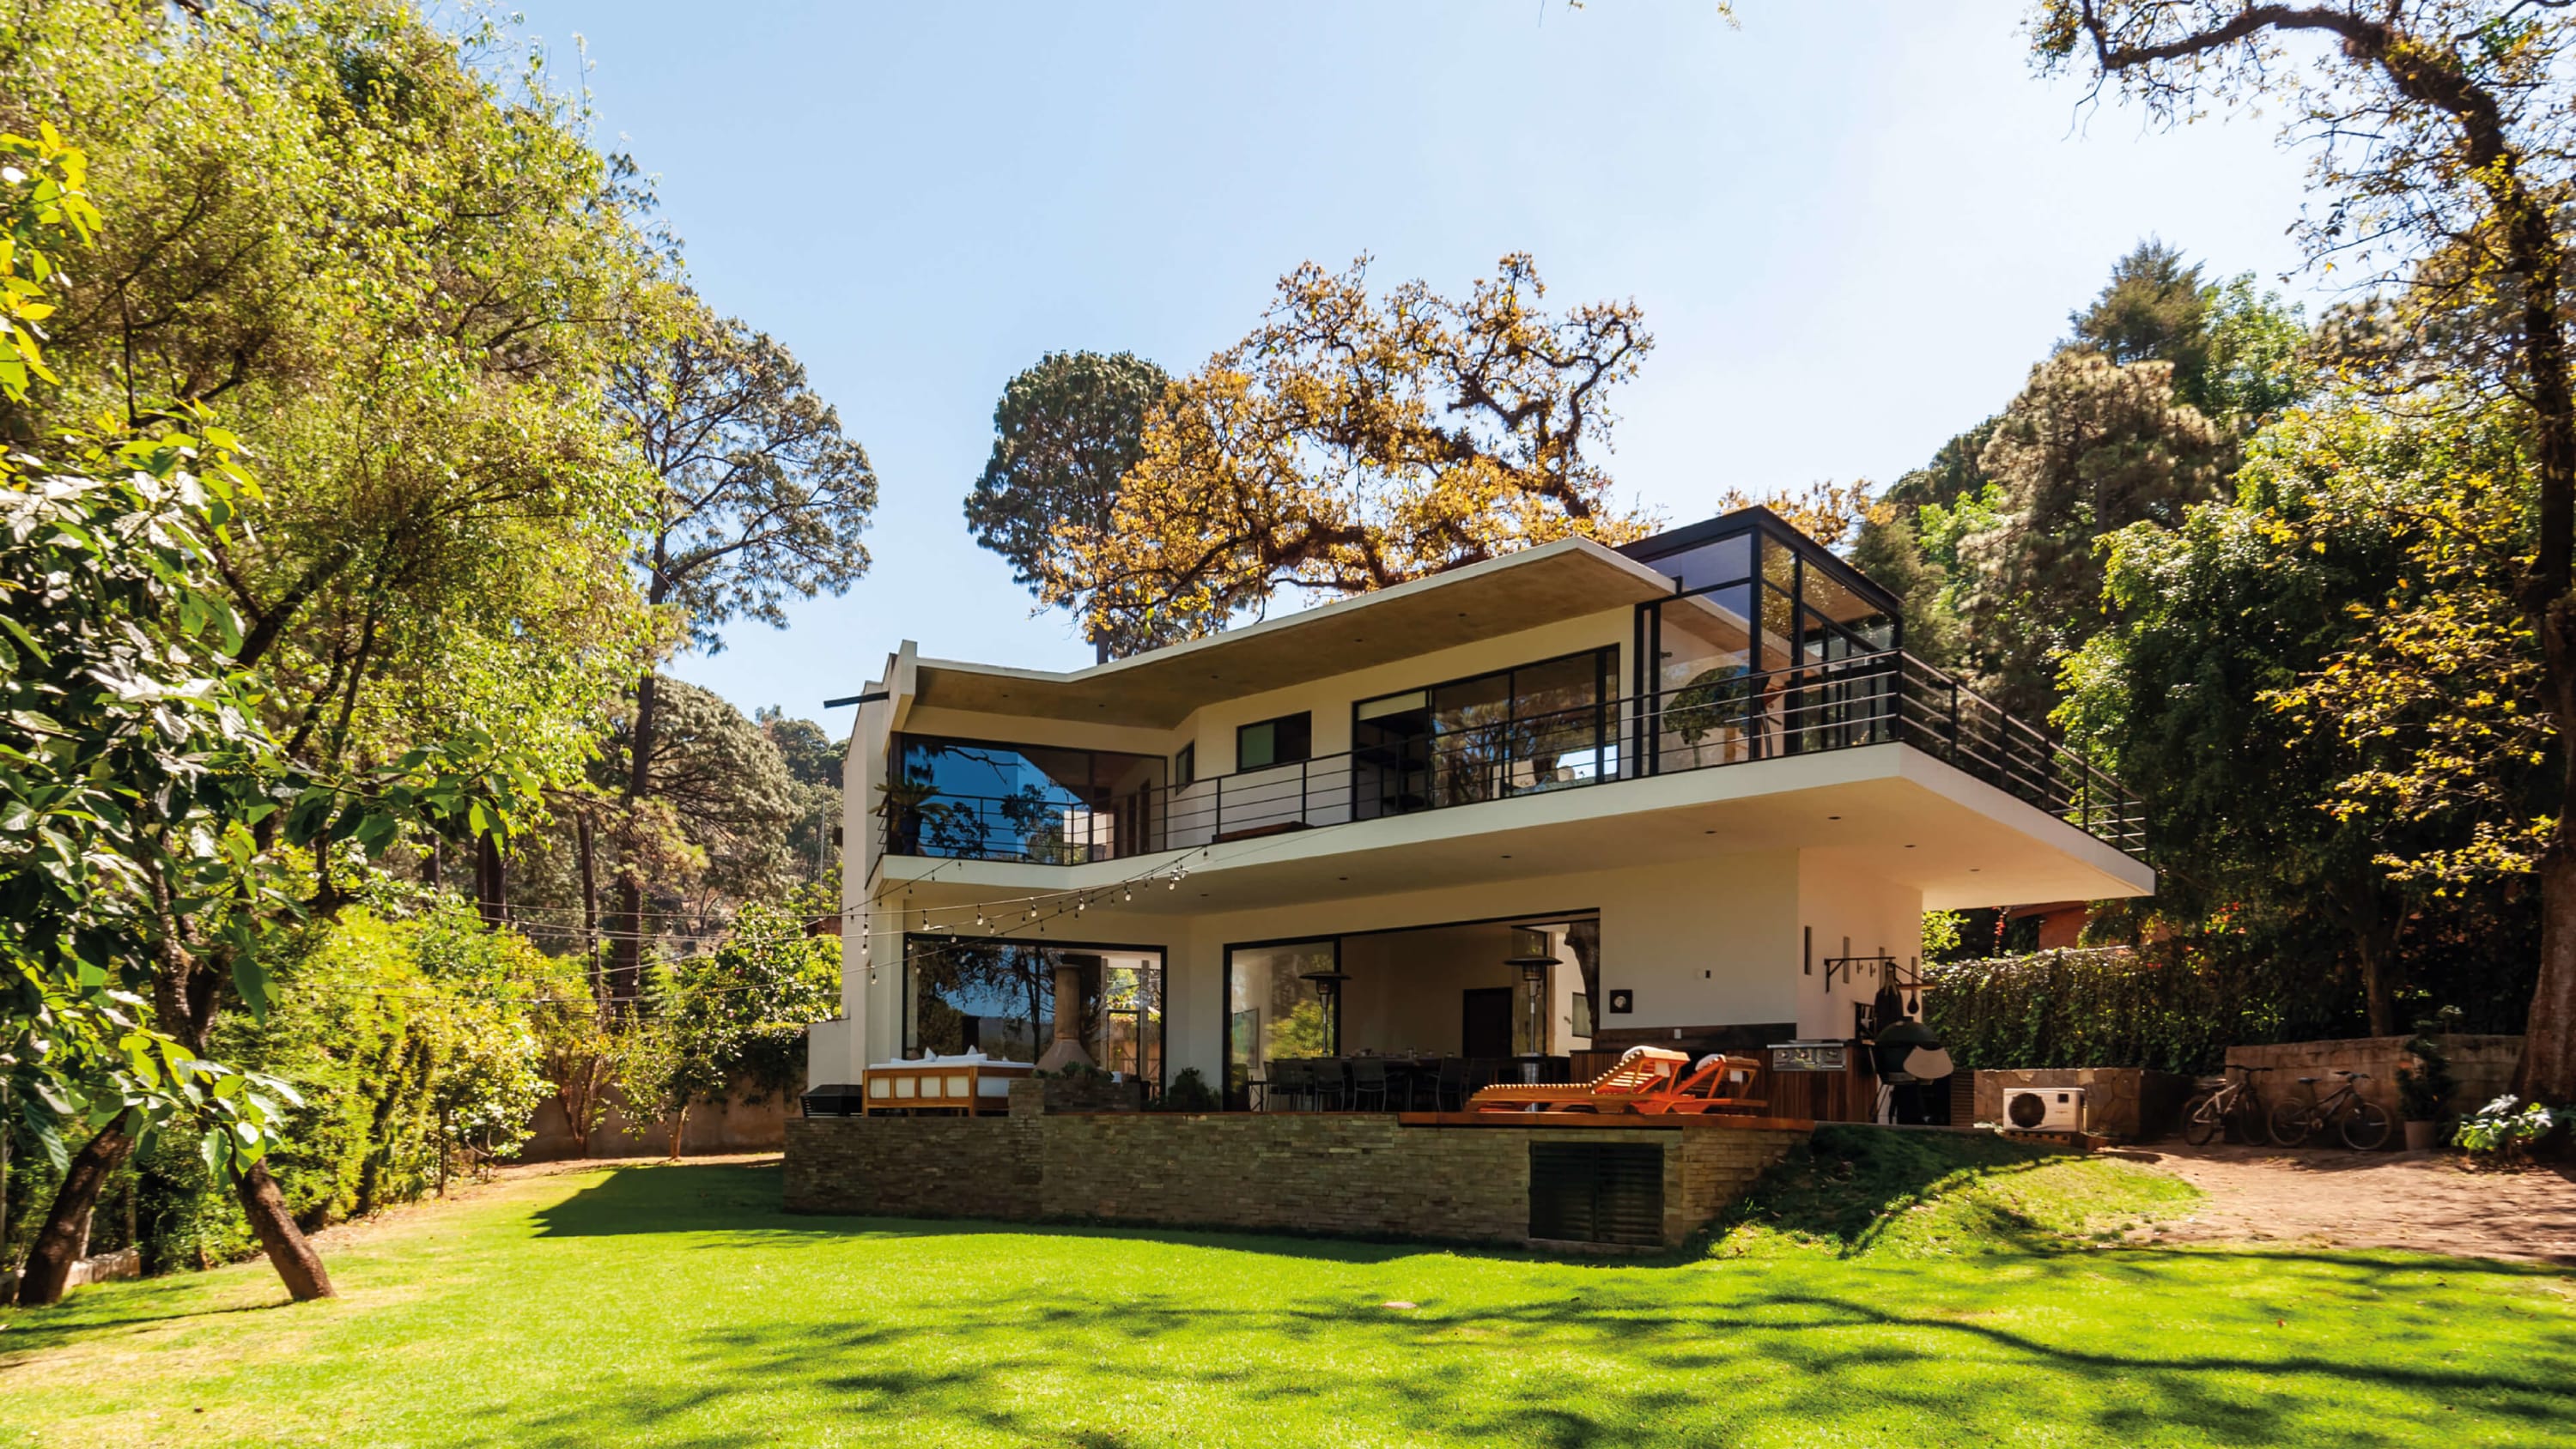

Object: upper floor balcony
[878,649,2142,870]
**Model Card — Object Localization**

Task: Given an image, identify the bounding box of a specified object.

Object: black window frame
[1174,742,1195,789]
[1235,712,1312,771]
[901,932,1169,1089]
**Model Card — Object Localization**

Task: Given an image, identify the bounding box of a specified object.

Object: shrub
[2397,1012,2461,1122]
[2451,1095,2569,1160]
[1153,1068,1219,1113]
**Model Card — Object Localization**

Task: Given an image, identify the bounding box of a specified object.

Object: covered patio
[1224,914,1600,1112]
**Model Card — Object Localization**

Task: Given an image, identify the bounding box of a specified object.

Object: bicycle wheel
[2231,1093,2274,1145]
[2340,1100,2393,1151]
[2182,1093,2222,1146]
[2269,1098,2312,1147]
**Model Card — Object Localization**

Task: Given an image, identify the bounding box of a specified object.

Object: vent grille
[1528,1143,1664,1246]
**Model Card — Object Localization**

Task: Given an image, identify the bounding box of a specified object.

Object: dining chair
[1272,1058,1309,1112]
[1350,1058,1390,1112]
[1425,1057,1468,1112]
[1312,1058,1348,1111]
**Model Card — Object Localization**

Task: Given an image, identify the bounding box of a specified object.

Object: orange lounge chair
[1631,1053,1767,1115]
[1466,1046,1691,1113]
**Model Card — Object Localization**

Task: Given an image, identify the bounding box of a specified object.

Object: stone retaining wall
[2225,1034,2523,1127]
[784,1113,1801,1250]
[1973,1068,2195,1140]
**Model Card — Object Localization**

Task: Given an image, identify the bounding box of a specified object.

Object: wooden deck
[1394,1111,1817,1131]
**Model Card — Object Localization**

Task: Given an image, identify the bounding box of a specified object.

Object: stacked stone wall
[1972,1067,2194,1140]
[2225,1035,2523,1129]
[784,1113,1800,1249]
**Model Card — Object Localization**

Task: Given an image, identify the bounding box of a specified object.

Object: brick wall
[784,1114,1800,1249]
[783,1115,1042,1220]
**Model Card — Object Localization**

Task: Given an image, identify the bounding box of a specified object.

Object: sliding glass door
[1350,648,1616,821]
[1224,938,1340,1109]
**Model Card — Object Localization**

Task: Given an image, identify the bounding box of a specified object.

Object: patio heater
[1504,928,1558,1067]
[1298,967,1351,1056]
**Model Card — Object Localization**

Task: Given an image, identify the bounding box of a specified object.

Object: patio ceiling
[908,538,1675,729]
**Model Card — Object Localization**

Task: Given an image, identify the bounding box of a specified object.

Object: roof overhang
[908,538,1676,729]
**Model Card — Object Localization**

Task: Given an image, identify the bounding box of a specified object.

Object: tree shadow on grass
[475,1244,2576,1449]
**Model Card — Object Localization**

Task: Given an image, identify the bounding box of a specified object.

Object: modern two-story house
[808,506,2151,1110]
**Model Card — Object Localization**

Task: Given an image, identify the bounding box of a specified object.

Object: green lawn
[2,1138,2570,1448]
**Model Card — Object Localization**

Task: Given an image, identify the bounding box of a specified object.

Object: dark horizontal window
[1236,712,1311,770]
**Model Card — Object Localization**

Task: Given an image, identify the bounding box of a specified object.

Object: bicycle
[2267,1070,2394,1150]
[2180,1063,2275,1146]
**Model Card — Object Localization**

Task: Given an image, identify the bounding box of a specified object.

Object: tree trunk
[234,1160,333,1300]
[612,670,660,1009]
[666,1104,688,1164]
[13,1125,131,1306]
[2519,824,2576,1100]
[577,808,599,949]
[475,831,507,931]
[2357,926,2396,1040]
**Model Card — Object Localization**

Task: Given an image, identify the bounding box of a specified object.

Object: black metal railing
[879,652,2143,865]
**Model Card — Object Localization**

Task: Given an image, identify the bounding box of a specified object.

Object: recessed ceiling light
[1704,829,1716,835]
[1905,844,1917,849]
[1501,854,1513,859]
[1971,868,1983,872]
[1827,815,1842,821]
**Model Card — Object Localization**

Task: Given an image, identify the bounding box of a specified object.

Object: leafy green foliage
[2057,400,2544,1032]
[1927,943,2350,1074]
[620,897,836,1154]
[2451,1094,2569,1155]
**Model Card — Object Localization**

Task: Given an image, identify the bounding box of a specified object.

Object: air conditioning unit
[2002,1086,2086,1132]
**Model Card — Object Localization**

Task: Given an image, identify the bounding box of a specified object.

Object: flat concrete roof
[911,537,1676,728]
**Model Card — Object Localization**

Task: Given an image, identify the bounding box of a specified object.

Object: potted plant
[2396,1017,2458,1151]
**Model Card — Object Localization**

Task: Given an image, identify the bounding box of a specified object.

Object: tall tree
[2059,401,2543,1033]
[2069,239,2215,386]
[598,676,802,961]
[2033,0,2576,1103]
[1955,350,2227,718]
[8,0,661,1300]
[1058,252,1659,642]
[965,350,1173,661]
[605,296,875,1003]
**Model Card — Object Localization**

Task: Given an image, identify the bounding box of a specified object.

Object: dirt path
[2116,1143,2576,1265]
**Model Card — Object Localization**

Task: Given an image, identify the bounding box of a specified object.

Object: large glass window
[1350,648,1616,819]
[888,736,1165,862]
[902,936,1164,1082]
[1225,939,1339,1107]
[1634,514,1905,773]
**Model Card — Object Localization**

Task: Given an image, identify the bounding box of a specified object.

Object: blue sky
[506,1,2322,729]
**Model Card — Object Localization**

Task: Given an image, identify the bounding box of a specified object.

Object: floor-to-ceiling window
[903,935,1164,1083]
[887,737,1165,863]
[1224,938,1340,1108]
[1631,514,1902,773]
[1350,648,1617,821]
